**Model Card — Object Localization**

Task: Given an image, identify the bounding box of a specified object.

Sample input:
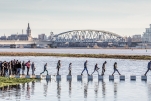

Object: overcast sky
[0,0,151,37]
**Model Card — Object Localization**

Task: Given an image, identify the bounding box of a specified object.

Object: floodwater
[0,48,151,55]
[0,56,151,101]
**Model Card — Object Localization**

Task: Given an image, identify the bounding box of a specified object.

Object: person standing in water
[144,61,151,76]
[31,62,35,75]
[91,63,99,75]
[81,60,90,76]
[26,61,31,75]
[68,63,72,75]
[56,60,61,75]
[101,61,107,76]
[112,62,121,75]
[40,63,48,75]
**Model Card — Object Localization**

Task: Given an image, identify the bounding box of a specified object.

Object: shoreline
[0,52,150,60]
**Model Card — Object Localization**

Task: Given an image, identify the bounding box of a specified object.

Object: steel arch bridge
[54,30,124,43]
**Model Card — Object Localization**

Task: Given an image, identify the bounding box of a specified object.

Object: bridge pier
[31,44,36,48]
[10,44,16,48]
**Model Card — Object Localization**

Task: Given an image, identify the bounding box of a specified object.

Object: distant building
[142,24,151,42]
[132,35,141,42]
[38,34,47,40]
[127,36,132,47]
[0,35,7,40]
[7,23,32,41]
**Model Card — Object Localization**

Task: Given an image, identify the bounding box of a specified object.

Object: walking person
[81,60,90,75]
[144,61,151,76]
[26,61,31,75]
[40,63,48,75]
[31,62,35,75]
[101,61,107,76]
[56,60,61,75]
[112,62,121,75]
[22,61,25,75]
[68,63,72,75]
[91,63,100,75]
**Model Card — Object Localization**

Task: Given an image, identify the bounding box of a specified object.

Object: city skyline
[0,0,151,37]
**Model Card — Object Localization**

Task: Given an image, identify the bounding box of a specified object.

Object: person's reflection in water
[57,80,61,100]
[114,82,118,99]
[22,83,25,95]
[84,81,89,98]
[26,83,30,100]
[102,80,106,98]
[68,80,72,98]
[15,84,21,100]
[43,79,49,97]
[94,82,99,98]
[31,81,35,95]
[148,84,151,101]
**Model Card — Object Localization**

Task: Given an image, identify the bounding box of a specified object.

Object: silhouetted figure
[144,61,151,76]
[68,63,72,75]
[81,60,90,75]
[91,63,99,75]
[40,63,48,75]
[56,60,61,75]
[26,61,31,75]
[112,62,121,75]
[101,61,107,76]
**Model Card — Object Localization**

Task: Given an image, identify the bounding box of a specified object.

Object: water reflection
[26,83,30,100]
[114,82,118,99]
[148,83,151,101]
[94,82,99,98]
[57,81,61,100]
[68,80,72,98]
[101,80,106,98]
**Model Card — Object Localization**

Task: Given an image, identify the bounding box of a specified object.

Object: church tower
[27,23,31,37]
[26,23,32,41]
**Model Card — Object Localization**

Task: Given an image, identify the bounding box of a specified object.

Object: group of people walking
[0,60,35,76]
[0,59,151,76]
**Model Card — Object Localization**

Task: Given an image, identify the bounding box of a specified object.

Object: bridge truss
[54,30,124,43]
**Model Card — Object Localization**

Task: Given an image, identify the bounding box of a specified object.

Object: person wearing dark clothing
[22,61,25,75]
[91,63,100,75]
[144,61,151,76]
[3,61,8,76]
[26,61,31,75]
[112,62,121,75]
[101,61,107,76]
[81,60,90,75]
[68,63,72,75]
[40,63,48,75]
[17,62,21,75]
[56,60,61,75]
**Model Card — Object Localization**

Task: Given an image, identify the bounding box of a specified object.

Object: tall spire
[27,23,30,29]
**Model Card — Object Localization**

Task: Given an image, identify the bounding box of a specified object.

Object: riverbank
[0,52,151,60]
[0,77,35,87]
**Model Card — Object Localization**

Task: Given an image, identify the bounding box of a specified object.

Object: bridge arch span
[54,30,124,43]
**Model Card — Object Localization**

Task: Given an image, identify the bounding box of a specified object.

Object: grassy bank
[0,52,150,60]
[0,77,35,87]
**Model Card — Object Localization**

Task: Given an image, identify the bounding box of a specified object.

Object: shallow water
[0,56,151,101]
[0,79,151,101]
